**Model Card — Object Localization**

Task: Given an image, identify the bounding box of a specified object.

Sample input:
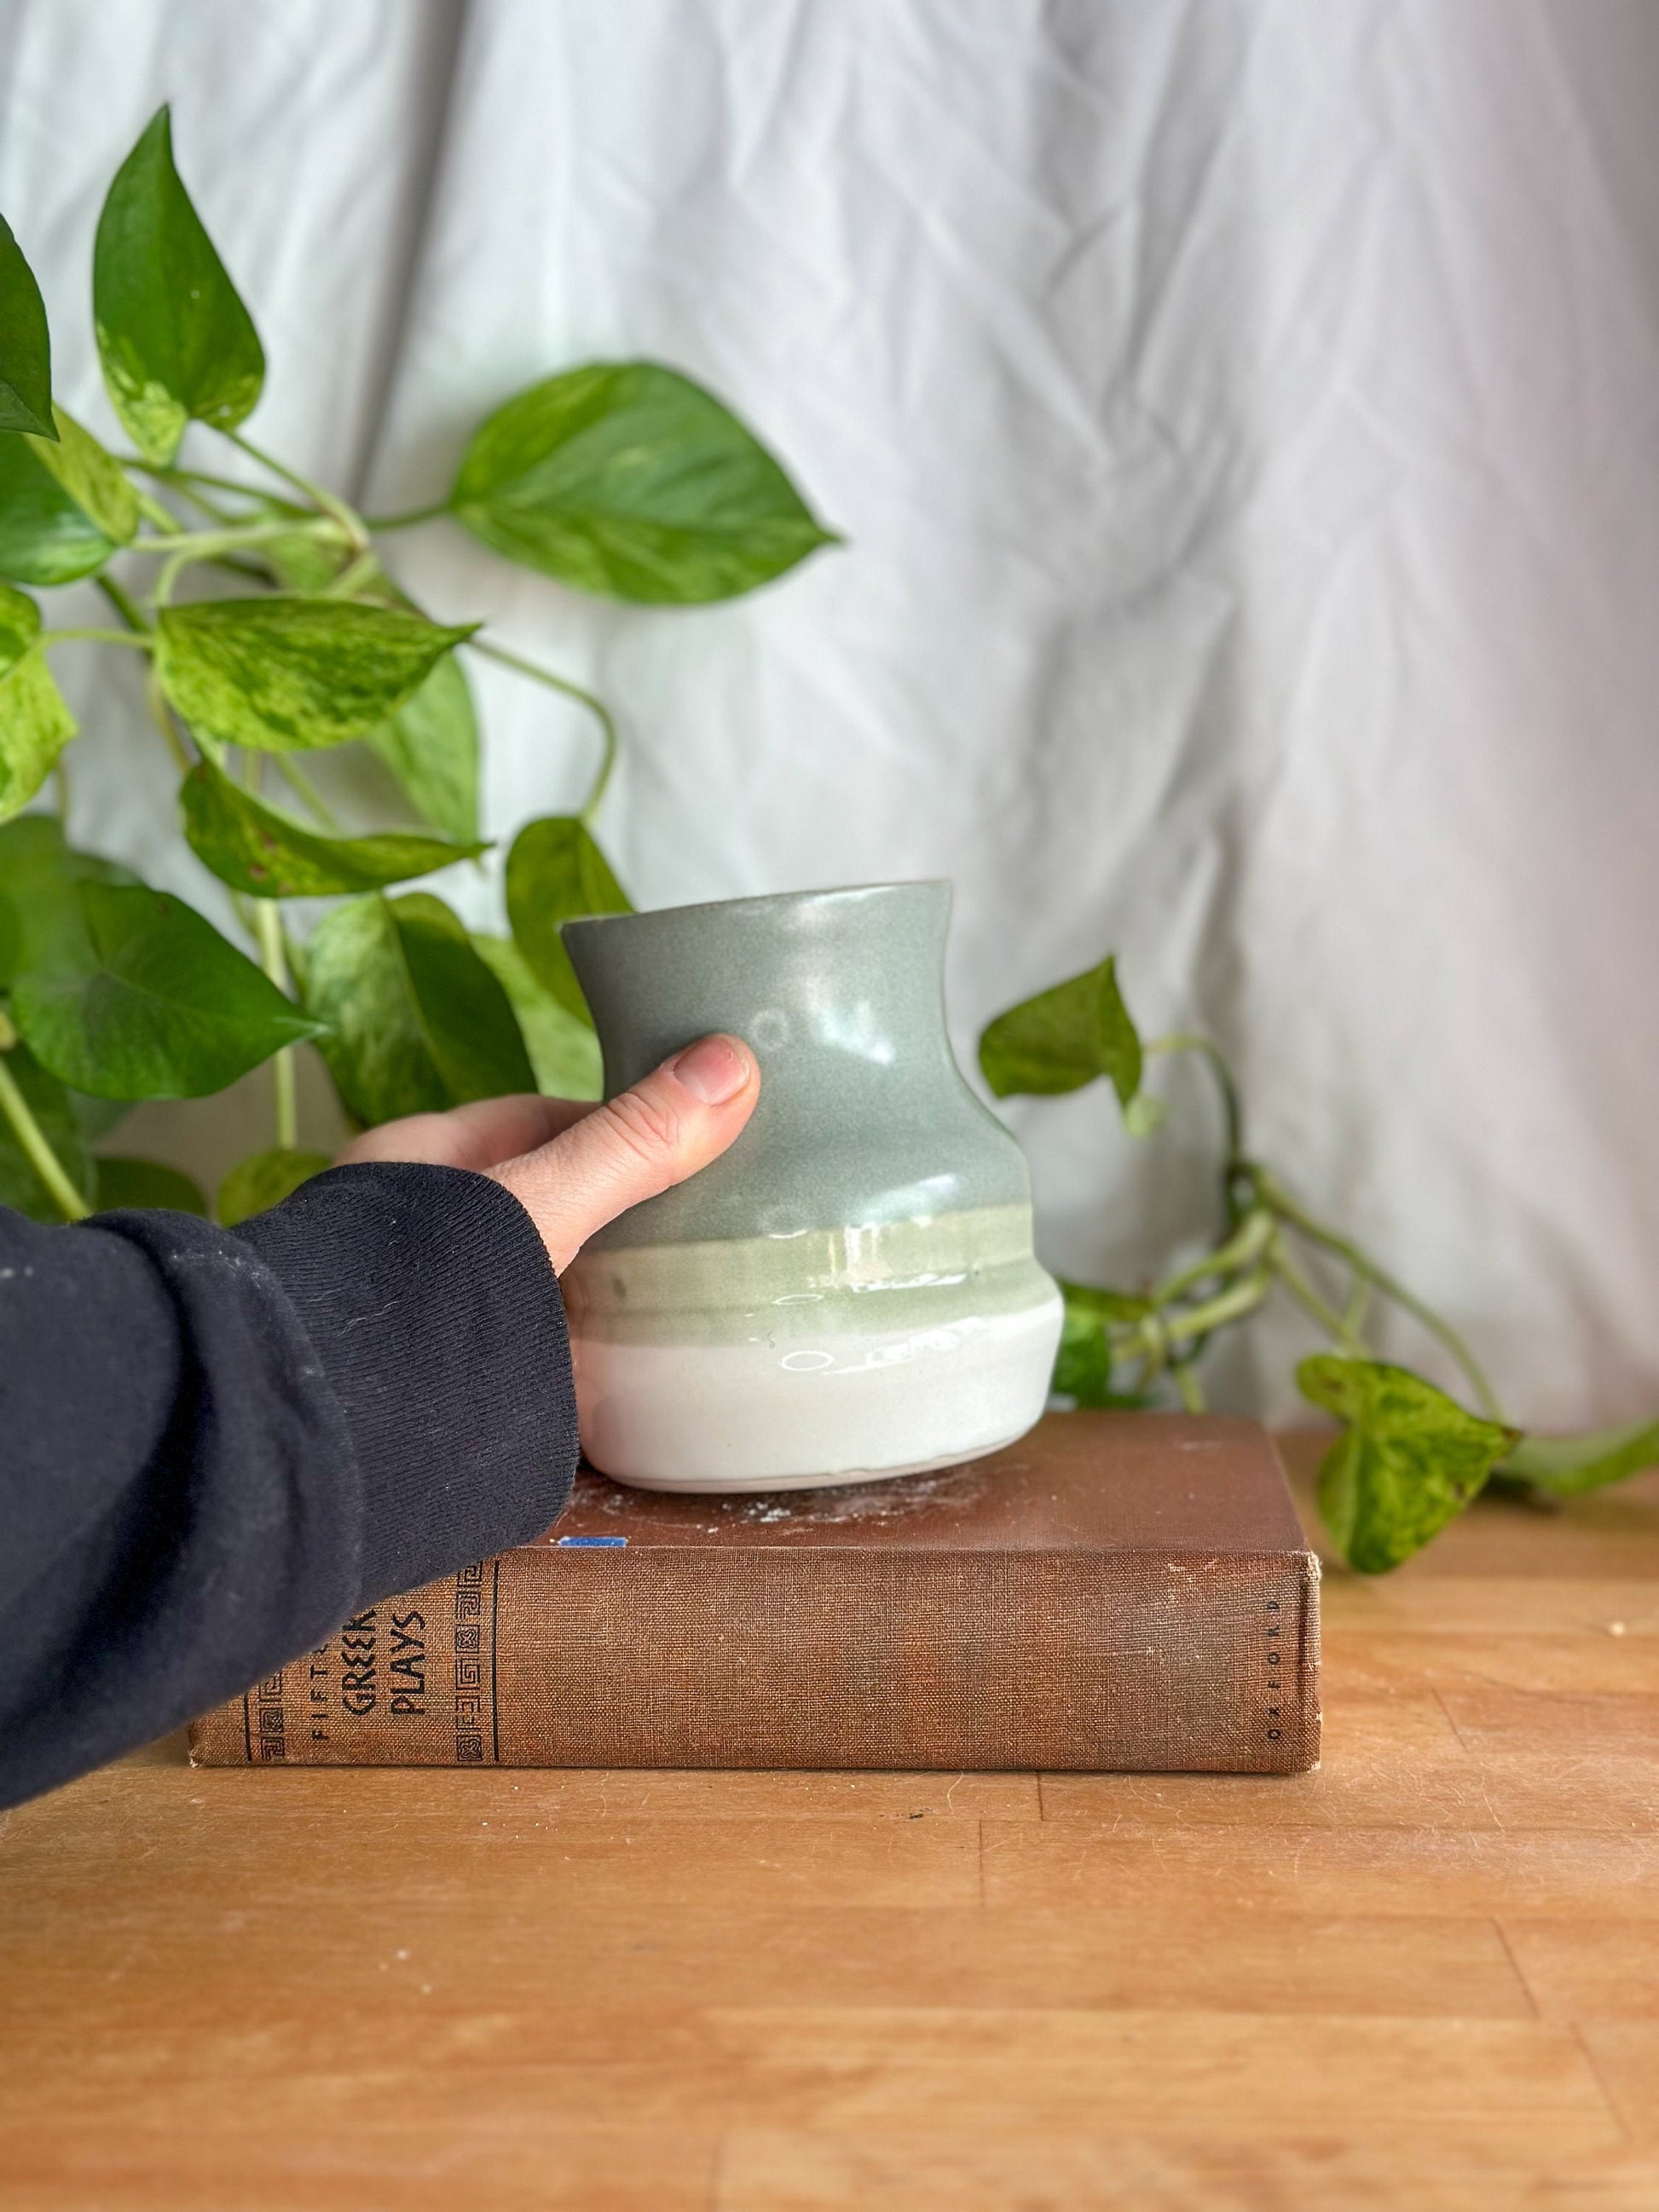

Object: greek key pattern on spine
[256,1670,286,1763]
[453,1563,486,1764]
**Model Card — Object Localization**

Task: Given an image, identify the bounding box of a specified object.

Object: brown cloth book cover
[189,1412,1321,1775]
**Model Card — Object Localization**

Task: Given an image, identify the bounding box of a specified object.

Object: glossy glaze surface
[562,883,1028,1248]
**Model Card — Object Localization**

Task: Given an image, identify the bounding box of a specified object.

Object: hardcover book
[188,1412,1321,1775]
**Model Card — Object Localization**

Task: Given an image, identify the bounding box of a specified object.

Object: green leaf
[181,755,483,898]
[303,891,535,1127]
[1298,1354,1520,1574]
[156,599,477,753]
[92,105,264,465]
[366,647,481,845]
[217,1146,331,1227]
[0,580,38,667]
[1049,1279,1154,1409]
[979,954,1143,1106]
[506,815,631,1023]
[1500,1421,1659,1499]
[0,406,136,589]
[451,362,836,604]
[0,213,55,438]
[0,1039,90,1219]
[0,581,76,820]
[92,1155,208,1215]
[11,879,321,1100]
[471,933,602,1100]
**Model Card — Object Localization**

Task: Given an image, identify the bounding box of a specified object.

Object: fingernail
[669,1035,751,1105]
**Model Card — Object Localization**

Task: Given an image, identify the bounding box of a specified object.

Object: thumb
[488,1033,759,1273]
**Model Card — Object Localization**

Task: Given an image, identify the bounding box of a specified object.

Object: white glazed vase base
[575,1291,1063,1495]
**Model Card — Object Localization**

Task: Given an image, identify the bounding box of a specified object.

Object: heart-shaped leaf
[1298,1354,1520,1574]
[471,932,602,1100]
[217,1145,331,1227]
[979,954,1142,1105]
[93,106,264,464]
[92,1155,208,1215]
[1500,1421,1659,1499]
[303,891,534,1127]
[506,814,630,1023]
[0,1038,90,1219]
[366,647,481,845]
[451,362,835,604]
[0,582,76,820]
[156,599,477,753]
[11,878,321,1100]
[181,755,483,898]
[0,213,55,439]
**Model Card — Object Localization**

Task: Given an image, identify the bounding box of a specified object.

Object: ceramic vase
[559,881,1063,1493]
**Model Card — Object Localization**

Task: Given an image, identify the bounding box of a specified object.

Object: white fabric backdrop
[5,0,1659,1424]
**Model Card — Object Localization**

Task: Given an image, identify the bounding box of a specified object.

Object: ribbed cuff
[234,1162,578,1606]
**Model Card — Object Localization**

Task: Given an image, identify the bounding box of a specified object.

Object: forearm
[0,1164,576,1809]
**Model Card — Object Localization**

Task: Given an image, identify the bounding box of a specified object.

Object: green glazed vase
[560,881,1062,1493]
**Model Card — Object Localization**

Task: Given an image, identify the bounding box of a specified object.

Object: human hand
[334,1033,759,1273]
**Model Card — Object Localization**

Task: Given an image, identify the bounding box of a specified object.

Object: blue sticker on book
[556,1534,627,1548]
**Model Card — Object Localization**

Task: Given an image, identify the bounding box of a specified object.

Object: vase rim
[562,878,950,936]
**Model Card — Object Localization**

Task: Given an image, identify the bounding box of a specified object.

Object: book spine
[190,1545,1320,1774]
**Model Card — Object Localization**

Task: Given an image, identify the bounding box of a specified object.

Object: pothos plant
[0,107,833,1230]
[979,956,1659,1570]
[3,116,1644,1579]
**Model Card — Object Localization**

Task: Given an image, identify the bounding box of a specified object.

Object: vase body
[559,881,1062,1493]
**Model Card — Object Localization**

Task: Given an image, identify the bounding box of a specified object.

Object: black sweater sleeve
[0,1162,578,1810]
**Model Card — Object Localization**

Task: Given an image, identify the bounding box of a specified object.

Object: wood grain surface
[3,1435,1657,2211]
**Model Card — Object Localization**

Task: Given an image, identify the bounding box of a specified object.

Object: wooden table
[3,1439,1658,2211]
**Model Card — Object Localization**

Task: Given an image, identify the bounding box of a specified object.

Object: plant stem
[1270,1237,1366,1350]
[324,550,383,599]
[222,430,367,551]
[96,574,150,633]
[1259,1173,1507,1423]
[1145,1031,1244,1163]
[130,486,180,534]
[253,901,298,1151]
[123,459,290,505]
[153,520,338,604]
[365,501,449,532]
[139,524,316,554]
[1148,1205,1274,1308]
[1156,1268,1273,1349]
[1171,1360,1206,1414]
[40,627,154,651]
[466,637,620,821]
[0,1028,91,1222]
[271,754,340,829]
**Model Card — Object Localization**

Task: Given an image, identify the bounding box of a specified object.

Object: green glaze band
[562,1204,1056,1347]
